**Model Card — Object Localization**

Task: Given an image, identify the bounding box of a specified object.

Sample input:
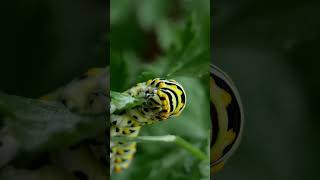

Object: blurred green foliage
[213,0,320,179]
[0,92,105,156]
[110,0,210,179]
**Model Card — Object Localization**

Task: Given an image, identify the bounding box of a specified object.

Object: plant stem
[175,136,207,161]
[111,135,207,161]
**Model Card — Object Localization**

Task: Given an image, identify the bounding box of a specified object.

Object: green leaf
[110,91,144,114]
[166,49,210,78]
[136,0,170,30]
[136,71,157,83]
[165,15,210,78]
[110,0,133,25]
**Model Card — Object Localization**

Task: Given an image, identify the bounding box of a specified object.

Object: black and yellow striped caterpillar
[210,64,244,175]
[110,78,187,173]
[40,67,109,179]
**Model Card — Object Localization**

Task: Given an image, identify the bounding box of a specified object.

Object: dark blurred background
[213,0,320,179]
[0,0,108,98]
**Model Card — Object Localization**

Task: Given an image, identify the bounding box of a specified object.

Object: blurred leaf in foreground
[0,92,106,157]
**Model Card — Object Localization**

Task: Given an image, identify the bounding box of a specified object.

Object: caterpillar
[40,67,109,180]
[0,67,109,180]
[210,64,244,175]
[110,78,187,173]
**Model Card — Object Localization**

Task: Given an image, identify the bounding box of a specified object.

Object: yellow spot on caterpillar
[114,166,122,173]
[162,100,168,105]
[159,82,165,88]
[147,79,153,85]
[221,90,232,106]
[211,162,225,175]
[126,154,134,160]
[123,163,130,168]
[115,158,122,163]
[225,130,236,145]
[117,149,124,155]
[131,122,139,127]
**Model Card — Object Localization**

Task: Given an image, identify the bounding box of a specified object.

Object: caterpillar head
[141,78,186,121]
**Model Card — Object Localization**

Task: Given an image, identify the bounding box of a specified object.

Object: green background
[110,0,211,179]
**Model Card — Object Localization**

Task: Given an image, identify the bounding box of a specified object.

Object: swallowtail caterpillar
[210,64,244,175]
[110,78,187,173]
[40,67,109,180]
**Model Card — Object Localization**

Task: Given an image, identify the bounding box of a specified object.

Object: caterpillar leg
[110,114,141,173]
[111,142,137,173]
